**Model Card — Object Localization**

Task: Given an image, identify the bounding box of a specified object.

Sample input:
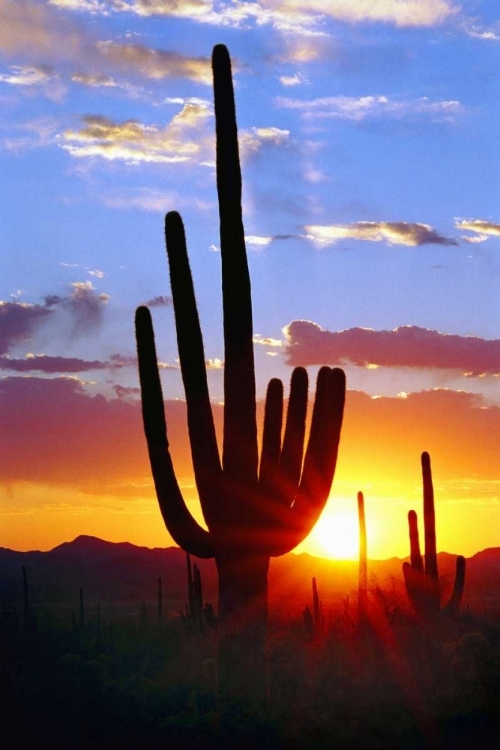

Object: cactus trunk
[216,554,269,708]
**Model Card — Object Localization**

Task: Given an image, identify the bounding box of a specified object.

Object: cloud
[103,188,212,212]
[96,41,212,84]
[144,295,172,308]
[277,94,462,123]
[265,0,458,28]
[0,377,497,500]
[284,321,500,375]
[279,73,309,87]
[239,127,290,158]
[0,354,108,373]
[51,0,458,30]
[205,358,224,370]
[0,350,140,374]
[0,301,54,355]
[66,281,110,335]
[62,105,211,164]
[71,71,120,88]
[253,334,283,347]
[0,64,56,87]
[455,218,500,243]
[305,221,457,247]
[113,384,140,399]
[0,375,221,492]
[0,0,84,58]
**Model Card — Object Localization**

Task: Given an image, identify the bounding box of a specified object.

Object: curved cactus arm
[402,561,426,613]
[165,211,222,522]
[271,367,345,554]
[408,510,424,573]
[442,555,466,615]
[421,451,440,608]
[259,378,283,495]
[276,367,308,505]
[135,306,214,559]
[212,43,258,485]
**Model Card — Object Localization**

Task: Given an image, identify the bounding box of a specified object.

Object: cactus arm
[442,555,466,615]
[212,44,258,485]
[135,306,214,558]
[271,367,345,555]
[422,451,440,607]
[402,561,425,612]
[164,211,222,521]
[277,367,308,504]
[408,510,424,572]
[259,378,283,494]
[294,367,345,519]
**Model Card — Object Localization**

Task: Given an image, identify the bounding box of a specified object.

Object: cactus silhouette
[403,452,466,618]
[358,491,368,622]
[135,44,346,706]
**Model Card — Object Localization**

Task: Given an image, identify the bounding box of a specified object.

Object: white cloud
[305,221,457,247]
[278,94,462,123]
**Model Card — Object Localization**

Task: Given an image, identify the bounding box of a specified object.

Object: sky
[1,0,499,560]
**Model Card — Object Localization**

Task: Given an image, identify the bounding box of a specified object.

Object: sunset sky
[1,0,499,560]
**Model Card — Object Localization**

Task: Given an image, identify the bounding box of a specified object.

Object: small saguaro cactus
[135,44,346,706]
[358,491,368,622]
[403,452,466,618]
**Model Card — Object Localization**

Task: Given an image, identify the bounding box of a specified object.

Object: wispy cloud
[62,100,212,164]
[0,301,54,355]
[305,221,457,247]
[285,320,500,375]
[277,94,462,123]
[144,295,172,308]
[96,41,212,84]
[51,0,458,30]
[455,218,500,243]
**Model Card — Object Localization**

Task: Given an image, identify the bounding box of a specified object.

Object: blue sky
[1,1,499,555]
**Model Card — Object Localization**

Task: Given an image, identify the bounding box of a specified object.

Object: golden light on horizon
[303,500,362,561]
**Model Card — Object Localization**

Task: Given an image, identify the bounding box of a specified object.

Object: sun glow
[308,505,361,560]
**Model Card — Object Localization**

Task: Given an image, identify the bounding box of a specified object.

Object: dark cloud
[0,376,222,492]
[0,351,139,374]
[0,301,53,355]
[144,295,172,308]
[44,294,63,307]
[0,355,107,373]
[0,377,496,496]
[65,281,110,337]
[113,384,140,399]
[285,321,500,375]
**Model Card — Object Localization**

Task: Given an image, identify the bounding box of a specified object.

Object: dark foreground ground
[2,599,500,750]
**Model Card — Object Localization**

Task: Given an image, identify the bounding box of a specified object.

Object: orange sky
[1,378,498,559]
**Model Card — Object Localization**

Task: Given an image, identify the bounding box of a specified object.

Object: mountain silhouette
[2,536,500,618]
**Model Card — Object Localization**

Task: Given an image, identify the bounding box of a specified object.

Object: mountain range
[1,536,499,620]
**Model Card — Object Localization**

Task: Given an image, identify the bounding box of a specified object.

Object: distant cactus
[135,44,346,705]
[403,452,466,618]
[358,491,368,622]
[303,576,323,639]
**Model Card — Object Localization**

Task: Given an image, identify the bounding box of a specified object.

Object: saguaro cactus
[135,44,346,706]
[403,452,466,618]
[358,491,368,622]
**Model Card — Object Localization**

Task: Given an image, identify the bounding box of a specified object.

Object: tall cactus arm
[272,367,346,554]
[277,367,308,503]
[135,306,215,558]
[408,510,424,572]
[213,43,258,485]
[165,211,222,523]
[259,378,284,495]
[442,555,466,615]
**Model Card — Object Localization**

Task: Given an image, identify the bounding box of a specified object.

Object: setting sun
[308,505,361,561]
